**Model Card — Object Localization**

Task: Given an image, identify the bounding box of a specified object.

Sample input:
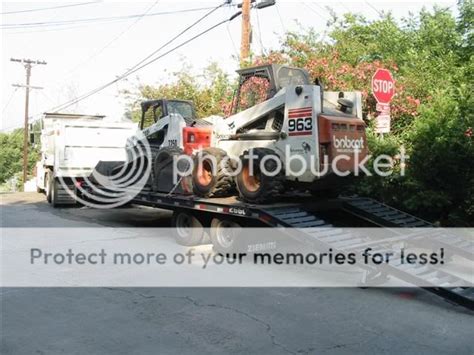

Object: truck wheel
[46,172,60,208]
[192,148,234,197]
[171,211,205,246]
[50,179,60,208]
[236,148,284,203]
[46,172,52,203]
[210,218,242,254]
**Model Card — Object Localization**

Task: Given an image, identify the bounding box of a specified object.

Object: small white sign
[375,115,391,133]
[376,103,390,114]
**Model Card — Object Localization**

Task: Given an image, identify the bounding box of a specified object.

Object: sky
[1,0,458,131]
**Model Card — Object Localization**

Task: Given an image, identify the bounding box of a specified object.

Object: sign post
[372,69,395,134]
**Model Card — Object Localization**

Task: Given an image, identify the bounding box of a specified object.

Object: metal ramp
[342,197,431,227]
[262,206,474,310]
[342,198,474,260]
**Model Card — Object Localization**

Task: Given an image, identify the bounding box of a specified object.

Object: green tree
[124,62,234,120]
[405,91,474,225]
[0,129,39,185]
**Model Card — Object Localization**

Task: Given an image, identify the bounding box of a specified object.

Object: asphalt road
[1,192,473,354]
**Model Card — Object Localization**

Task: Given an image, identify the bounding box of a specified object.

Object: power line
[1,6,217,29]
[226,23,239,58]
[2,87,19,114]
[338,1,351,14]
[120,4,226,80]
[274,3,287,34]
[5,23,101,35]
[301,2,328,21]
[39,91,56,106]
[254,8,266,55]
[365,1,384,17]
[15,1,222,111]
[1,1,100,15]
[51,12,241,113]
[308,2,332,16]
[48,8,241,113]
[25,2,226,118]
[63,0,161,78]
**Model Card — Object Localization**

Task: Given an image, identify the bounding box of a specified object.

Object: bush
[0,129,39,186]
[351,128,407,205]
[403,92,474,225]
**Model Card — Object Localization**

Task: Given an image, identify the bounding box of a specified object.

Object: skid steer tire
[192,148,234,198]
[152,147,186,193]
[236,148,284,204]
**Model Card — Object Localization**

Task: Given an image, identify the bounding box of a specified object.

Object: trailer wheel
[236,148,284,203]
[210,218,242,254]
[192,148,234,197]
[171,211,205,246]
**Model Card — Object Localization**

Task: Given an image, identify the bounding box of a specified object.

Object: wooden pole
[240,0,251,64]
[10,58,47,190]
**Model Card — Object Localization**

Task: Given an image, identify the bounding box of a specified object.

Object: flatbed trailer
[84,185,474,310]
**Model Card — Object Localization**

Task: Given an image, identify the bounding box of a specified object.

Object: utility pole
[240,0,252,64]
[239,0,276,65]
[10,58,47,190]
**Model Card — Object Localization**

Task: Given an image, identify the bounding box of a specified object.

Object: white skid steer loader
[92,98,213,194]
[190,64,368,203]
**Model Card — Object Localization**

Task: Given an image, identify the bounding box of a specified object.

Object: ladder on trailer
[262,204,473,310]
[342,198,474,260]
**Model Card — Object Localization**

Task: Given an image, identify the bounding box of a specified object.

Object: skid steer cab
[121,98,213,194]
[131,99,211,153]
[191,64,368,203]
[125,98,213,159]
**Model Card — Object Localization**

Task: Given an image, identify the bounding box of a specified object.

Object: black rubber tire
[192,148,234,198]
[152,147,186,193]
[50,177,59,208]
[171,211,205,246]
[209,218,242,254]
[236,148,284,203]
[46,172,52,203]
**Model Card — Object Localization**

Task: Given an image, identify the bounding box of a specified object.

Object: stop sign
[372,69,395,104]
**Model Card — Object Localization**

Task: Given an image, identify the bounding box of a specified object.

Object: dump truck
[34,113,137,207]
